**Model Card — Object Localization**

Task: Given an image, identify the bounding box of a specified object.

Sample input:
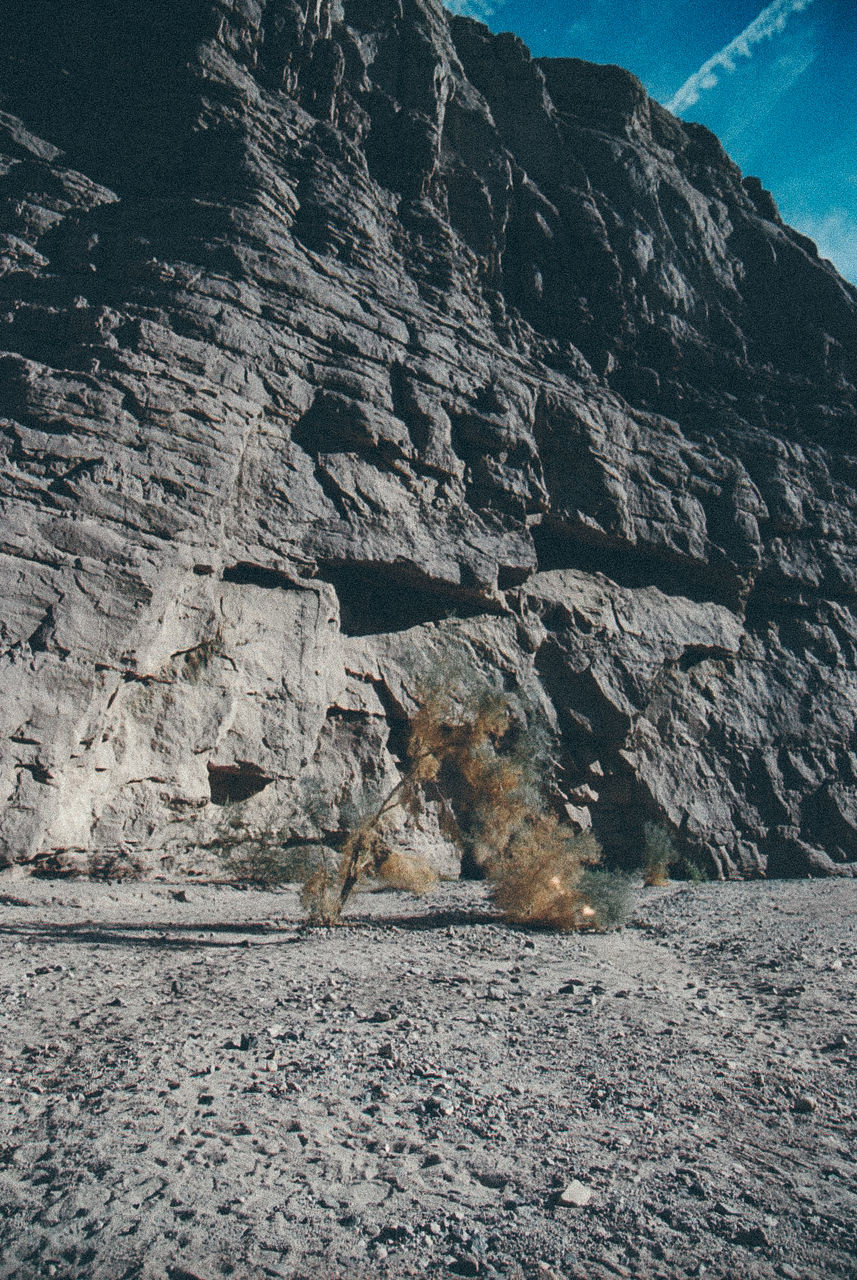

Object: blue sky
[444,0,857,283]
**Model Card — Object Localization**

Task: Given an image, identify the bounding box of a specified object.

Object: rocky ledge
[1,0,857,878]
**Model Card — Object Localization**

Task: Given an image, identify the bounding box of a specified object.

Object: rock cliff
[1,0,856,878]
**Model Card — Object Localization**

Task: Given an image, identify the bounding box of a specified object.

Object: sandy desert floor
[0,873,855,1280]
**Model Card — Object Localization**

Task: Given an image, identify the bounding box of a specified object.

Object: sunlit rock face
[1,0,856,878]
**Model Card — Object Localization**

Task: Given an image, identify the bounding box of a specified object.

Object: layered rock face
[1,0,857,878]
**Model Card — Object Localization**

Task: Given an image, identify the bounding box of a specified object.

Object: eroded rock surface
[1,0,856,876]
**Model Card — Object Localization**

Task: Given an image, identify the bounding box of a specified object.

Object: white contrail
[667,0,816,114]
[444,0,501,18]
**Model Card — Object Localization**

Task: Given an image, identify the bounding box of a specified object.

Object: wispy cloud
[443,0,502,18]
[720,32,818,153]
[667,0,816,114]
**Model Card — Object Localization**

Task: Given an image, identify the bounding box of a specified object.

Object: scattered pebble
[0,877,853,1280]
[558,1180,593,1208]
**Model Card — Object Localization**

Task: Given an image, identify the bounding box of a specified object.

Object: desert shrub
[27,849,143,880]
[87,851,144,882]
[578,868,634,929]
[209,655,614,930]
[488,823,602,930]
[208,794,339,887]
[222,836,336,888]
[299,713,450,925]
[673,855,708,883]
[301,659,612,930]
[376,852,440,895]
[643,821,676,886]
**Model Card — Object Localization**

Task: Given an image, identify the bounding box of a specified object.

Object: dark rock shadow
[0,920,302,950]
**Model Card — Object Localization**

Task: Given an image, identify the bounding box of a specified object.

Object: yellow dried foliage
[300,662,608,929]
[491,855,591,930]
[487,816,602,931]
[300,869,341,925]
[377,852,439,896]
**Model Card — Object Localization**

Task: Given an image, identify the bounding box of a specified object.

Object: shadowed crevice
[316,561,498,636]
[532,519,745,611]
[207,761,275,805]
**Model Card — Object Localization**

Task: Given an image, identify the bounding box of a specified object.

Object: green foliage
[578,869,633,930]
[643,821,676,886]
[642,822,707,885]
[673,856,709,883]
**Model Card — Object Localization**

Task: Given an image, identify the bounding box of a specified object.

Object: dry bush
[299,664,483,923]
[405,671,612,931]
[25,849,143,880]
[222,836,336,888]
[209,797,330,888]
[300,866,346,925]
[470,762,607,932]
[87,851,144,882]
[301,659,620,931]
[300,765,440,925]
[222,655,623,931]
[489,822,602,930]
[376,852,440,896]
[207,773,436,924]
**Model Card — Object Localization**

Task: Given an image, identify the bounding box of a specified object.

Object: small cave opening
[678,644,736,672]
[16,760,54,785]
[372,681,411,764]
[317,562,493,637]
[207,761,275,806]
[26,605,61,655]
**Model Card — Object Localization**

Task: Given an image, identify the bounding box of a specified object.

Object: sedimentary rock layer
[1,0,856,876]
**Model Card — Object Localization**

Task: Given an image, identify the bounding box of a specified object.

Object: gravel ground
[0,874,855,1280]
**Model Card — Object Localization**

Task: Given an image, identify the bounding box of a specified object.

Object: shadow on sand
[0,907,504,950]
